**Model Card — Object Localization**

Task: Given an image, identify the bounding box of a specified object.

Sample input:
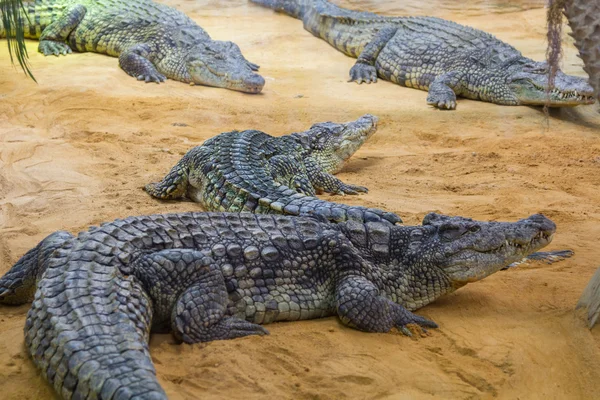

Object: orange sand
[1,1,599,398]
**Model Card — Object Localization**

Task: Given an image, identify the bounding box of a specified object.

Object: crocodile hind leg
[38,5,86,56]
[173,279,269,343]
[336,275,438,336]
[145,146,212,199]
[132,249,268,343]
[119,44,167,83]
[349,27,397,84]
[145,156,191,200]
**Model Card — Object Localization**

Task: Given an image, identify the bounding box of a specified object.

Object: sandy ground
[1,0,600,398]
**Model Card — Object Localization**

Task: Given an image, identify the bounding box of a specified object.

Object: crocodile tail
[257,188,402,224]
[0,231,73,305]
[576,266,600,329]
[250,0,305,19]
[25,237,166,399]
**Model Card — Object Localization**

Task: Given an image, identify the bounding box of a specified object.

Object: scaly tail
[250,0,306,19]
[577,266,600,329]
[257,187,402,224]
[25,233,166,399]
[0,231,73,305]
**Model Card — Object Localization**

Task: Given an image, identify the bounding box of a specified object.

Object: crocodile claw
[138,73,167,83]
[39,41,73,57]
[426,87,458,110]
[337,184,369,195]
[349,63,378,84]
[395,308,438,336]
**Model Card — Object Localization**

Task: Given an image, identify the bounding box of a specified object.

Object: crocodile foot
[137,72,167,83]
[39,41,72,56]
[395,307,438,337]
[426,87,457,110]
[349,63,378,84]
[178,316,270,343]
[335,183,369,195]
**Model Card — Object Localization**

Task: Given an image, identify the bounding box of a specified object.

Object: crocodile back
[295,0,517,58]
[5,0,195,40]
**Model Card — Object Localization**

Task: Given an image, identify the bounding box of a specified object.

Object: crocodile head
[294,114,378,173]
[421,213,556,286]
[186,40,265,93]
[342,213,556,310]
[508,60,595,106]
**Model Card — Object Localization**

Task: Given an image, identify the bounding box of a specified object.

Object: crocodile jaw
[509,63,595,106]
[186,41,265,94]
[440,214,556,284]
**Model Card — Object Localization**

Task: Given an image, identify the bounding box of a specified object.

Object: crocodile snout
[522,214,556,235]
[240,73,265,94]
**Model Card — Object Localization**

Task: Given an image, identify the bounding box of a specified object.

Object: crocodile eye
[468,226,480,233]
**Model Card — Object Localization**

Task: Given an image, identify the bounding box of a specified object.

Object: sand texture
[1,0,599,398]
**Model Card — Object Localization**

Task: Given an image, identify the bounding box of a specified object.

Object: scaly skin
[0,0,265,92]
[562,0,600,100]
[251,0,595,109]
[145,114,402,225]
[0,211,558,399]
[577,266,600,329]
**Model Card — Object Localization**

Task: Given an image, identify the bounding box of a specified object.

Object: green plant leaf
[1,0,36,81]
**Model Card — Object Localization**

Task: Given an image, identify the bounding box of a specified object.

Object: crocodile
[251,0,595,109]
[0,0,265,92]
[145,114,402,225]
[0,211,557,399]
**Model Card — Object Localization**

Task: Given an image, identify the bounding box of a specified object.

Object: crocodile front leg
[349,27,398,84]
[38,5,86,56]
[119,44,167,83]
[306,158,368,195]
[426,71,465,110]
[336,275,438,335]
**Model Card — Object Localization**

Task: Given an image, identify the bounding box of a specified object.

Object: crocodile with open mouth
[251,0,595,109]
